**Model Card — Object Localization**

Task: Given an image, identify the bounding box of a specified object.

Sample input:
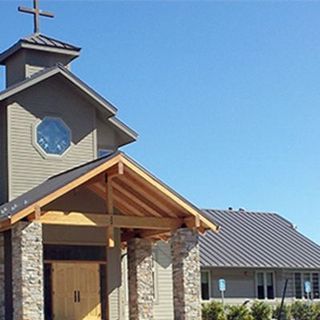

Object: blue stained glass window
[36,117,71,155]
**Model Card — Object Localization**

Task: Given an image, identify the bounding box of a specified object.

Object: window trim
[255,271,276,300]
[33,116,72,159]
[294,271,320,300]
[201,270,211,301]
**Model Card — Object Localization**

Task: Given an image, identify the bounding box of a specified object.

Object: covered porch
[0,152,218,320]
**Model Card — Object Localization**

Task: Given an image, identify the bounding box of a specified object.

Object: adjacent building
[200,209,320,304]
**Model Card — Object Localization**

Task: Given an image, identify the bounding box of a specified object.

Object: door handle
[77,290,80,303]
[74,290,77,303]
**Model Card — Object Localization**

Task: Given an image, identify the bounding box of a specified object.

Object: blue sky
[1,1,320,244]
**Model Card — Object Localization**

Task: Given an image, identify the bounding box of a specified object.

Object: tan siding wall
[153,241,174,320]
[209,268,256,302]
[0,107,8,204]
[7,77,97,199]
[96,116,117,151]
[122,241,174,320]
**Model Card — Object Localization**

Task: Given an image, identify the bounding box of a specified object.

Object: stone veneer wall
[127,237,154,320]
[0,233,4,319]
[12,221,44,320]
[171,228,202,320]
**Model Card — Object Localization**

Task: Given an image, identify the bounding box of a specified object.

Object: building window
[35,117,71,156]
[295,273,302,299]
[256,272,275,300]
[201,271,210,300]
[98,149,113,158]
[295,272,320,300]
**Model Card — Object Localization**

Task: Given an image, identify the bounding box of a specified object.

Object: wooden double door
[52,263,102,320]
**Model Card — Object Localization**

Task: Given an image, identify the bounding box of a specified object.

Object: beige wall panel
[96,116,117,151]
[43,225,106,246]
[7,76,97,199]
[210,269,256,300]
[44,188,106,214]
[0,106,8,205]
[5,51,26,87]
[153,241,174,320]
[121,241,174,320]
[108,229,122,320]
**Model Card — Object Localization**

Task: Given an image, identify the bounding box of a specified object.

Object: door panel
[52,263,101,320]
[76,264,101,319]
[52,263,76,320]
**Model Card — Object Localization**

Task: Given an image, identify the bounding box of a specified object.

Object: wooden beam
[113,181,163,217]
[115,175,179,218]
[121,156,219,232]
[113,189,151,217]
[39,211,111,226]
[106,178,115,248]
[107,162,124,178]
[39,211,183,230]
[27,204,42,221]
[138,229,171,239]
[112,215,183,230]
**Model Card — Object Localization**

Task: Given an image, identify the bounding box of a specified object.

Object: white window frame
[201,270,212,301]
[255,271,276,300]
[33,116,72,159]
[294,271,320,300]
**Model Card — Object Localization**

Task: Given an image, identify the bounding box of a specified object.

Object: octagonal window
[36,117,71,156]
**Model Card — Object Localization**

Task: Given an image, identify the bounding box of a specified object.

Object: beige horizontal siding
[7,76,98,199]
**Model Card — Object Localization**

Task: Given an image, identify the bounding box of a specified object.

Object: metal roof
[0,152,119,220]
[200,209,320,269]
[22,33,81,51]
[0,33,80,64]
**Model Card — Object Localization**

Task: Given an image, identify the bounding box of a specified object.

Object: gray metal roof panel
[0,33,80,64]
[200,209,320,269]
[22,34,81,51]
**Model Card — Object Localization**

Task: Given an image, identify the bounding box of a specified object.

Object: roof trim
[108,116,138,141]
[0,153,219,233]
[0,34,81,65]
[0,64,118,116]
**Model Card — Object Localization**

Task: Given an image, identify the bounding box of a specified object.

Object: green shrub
[272,304,291,320]
[202,301,226,320]
[291,301,313,320]
[250,301,272,320]
[226,305,253,320]
[312,302,320,320]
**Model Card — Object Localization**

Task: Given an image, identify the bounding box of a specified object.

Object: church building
[0,2,218,320]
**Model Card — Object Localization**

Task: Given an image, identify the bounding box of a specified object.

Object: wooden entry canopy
[0,152,219,241]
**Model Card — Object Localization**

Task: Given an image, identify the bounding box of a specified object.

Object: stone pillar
[0,232,4,319]
[127,237,154,320]
[12,221,44,320]
[171,228,201,320]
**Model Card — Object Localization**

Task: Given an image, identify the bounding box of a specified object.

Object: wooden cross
[18,0,54,34]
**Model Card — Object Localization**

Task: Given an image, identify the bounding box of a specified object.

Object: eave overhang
[0,65,117,117]
[0,152,219,237]
[0,34,81,65]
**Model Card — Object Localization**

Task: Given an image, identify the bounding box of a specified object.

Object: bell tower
[0,0,81,87]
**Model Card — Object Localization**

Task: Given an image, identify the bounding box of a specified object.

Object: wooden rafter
[115,174,181,218]
[113,181,164,218]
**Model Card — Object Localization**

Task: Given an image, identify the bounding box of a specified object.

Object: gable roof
[0,64,116,115]
[0,152,219,233]
[200,209,320,269]
[0,33,80,64]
